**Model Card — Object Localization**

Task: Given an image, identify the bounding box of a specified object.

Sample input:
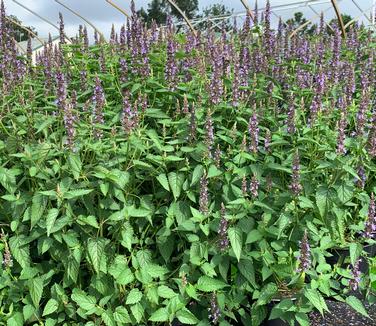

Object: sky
[3,0,375,40]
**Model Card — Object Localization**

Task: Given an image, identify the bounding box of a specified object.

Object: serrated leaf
[238,259,256,287]
[87,238,106,274]
[102,309,116,326]
[316,185,335,218]
[168,172,184,200]
[46,208,59,237]
[157,285,176,298]
[257,283,278,306]
[245,229,263,244]
[114,306,131,323]
[9,236,30,268]
[71,288,97,310]
[346,296,369,318]
[42,299,58,316]
[149,308,169,322]
[349,243,362,266]
[63,189,93,199]
[228,227,242,262]
[304,288,328,315]
[191,165,204,186]
[176,308,199,324]
[31,193,47,228]
[28,277,44,308]
[196,276,228,292]
[126,288,142,305]
[156,173,170,191]
[67,154,82,180]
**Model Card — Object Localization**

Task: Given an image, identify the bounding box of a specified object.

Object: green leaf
[176,308,199,324]
[87,238,106,274]
[46,208,59,237]
[245,229,263,244]
[196,276,228,292]
[238,259,256,287]
[71,288,97,310]
[67,154,82,180]
[157,285,176,298]
[304,288,328,315]
[228,227,242,262]
[28,277,44,308]
[346,296,369,318]
[126,288,143,305]
[42,299,58,316]
[191,165,204,186]
[257,283,278,306]
[168,172,184,200]
[6,312,24,326]
[207,165,221,178]
[156,173,170,191]
[102,309,116,326]
[316,185,335,218]
[31,193,47,228]
[130,303,144,323]
[336,181,354,203]
[149,308,169,322]
[349,243,363,266]
[114,307,131,323]
[9,236,30,268]
[63,189,93,199]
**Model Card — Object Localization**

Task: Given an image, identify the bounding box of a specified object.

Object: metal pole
[55,0,106,42]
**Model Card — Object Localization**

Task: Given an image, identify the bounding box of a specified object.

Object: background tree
[138,0,198,26]
[285,12,316,35]
[5,14,37,42]
[329,14,353,31]
[196,4,233,32]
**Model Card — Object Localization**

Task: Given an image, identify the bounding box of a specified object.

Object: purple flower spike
[248,111,259,154]
[356,165,366,189]
[364,193,376,239]
[297,230,311,273]
[92,76,105,139]
[289,152,303,196]
[218,203,229,251]
[349,258,361,291]
[250,174,259,198]
[199,174,209,215]
[208,292,221,325]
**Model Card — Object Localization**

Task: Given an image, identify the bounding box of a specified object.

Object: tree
[285,12,316,35]
[328,14,353,31]
[5,14,38,42]
[197,4,233,32]
[138,0,199,26]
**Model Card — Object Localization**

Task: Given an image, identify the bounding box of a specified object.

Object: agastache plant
[297,230,311,273]
[92,76,105,139]
[349,258,361,291]
[218,203,229,251]
[364,193,376,239]
[289,152,303,196]
[208,292,221,325]
[248,110,259,154]
[199,174,209,215]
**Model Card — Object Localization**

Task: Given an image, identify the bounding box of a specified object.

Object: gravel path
[309,300,376,326]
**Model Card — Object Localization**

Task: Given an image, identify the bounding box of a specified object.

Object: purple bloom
[297,230,311,273]
[218,203,229,251]
[2,245,13,268]
[188,103,197,143]
[336,103,347,155]
[356,165,366,189]
[349,258,361,291]
[59,12,65,44]
[250,174,259,198]
[248,111,259,154]
[121,93,137,135]
[287,96,296,134]
[214,145,222,168]
[289,152,303,196]
[208,292,221,325]
[264,130,271,153]
[92,76,105,139]
[205,109,214,158]
[242,175,248,196]
[364,193,376,239]
[199,174,209,215]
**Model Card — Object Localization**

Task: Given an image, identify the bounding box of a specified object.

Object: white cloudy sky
[3,0,375,39]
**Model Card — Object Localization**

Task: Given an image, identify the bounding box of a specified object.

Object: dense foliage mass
[1,0,376,325]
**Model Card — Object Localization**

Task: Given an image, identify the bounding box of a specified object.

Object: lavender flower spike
[250,174,259,198]
[364,193,376,239]
[289,152,303,196]
[218,203,229,251]
[199,174,209,215]
[349,258,361,291]
[297,230,311,273]
[208,292,221,325]
[248,110,259,154]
